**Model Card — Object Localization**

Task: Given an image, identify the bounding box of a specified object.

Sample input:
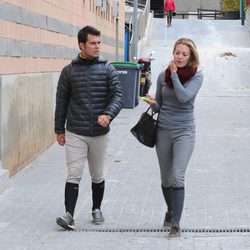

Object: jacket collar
[72,54,107,65]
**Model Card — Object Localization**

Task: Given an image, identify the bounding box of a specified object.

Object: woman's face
[173,44,191,68]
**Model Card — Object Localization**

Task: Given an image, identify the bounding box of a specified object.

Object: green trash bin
[111,62,141,109]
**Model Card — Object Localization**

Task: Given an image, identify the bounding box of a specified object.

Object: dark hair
[77,26,101,44]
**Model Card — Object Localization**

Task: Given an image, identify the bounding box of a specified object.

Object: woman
[146,38,203,237]
[164,0,176,27]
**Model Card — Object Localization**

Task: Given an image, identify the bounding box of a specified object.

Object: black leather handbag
[130,107,158,148]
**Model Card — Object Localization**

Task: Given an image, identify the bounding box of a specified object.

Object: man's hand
[57,133,65,146]
[98,114,111,128]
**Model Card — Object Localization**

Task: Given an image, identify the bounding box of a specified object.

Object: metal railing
[197,8,224,19]
[125,0,145,9]
[127,0,151,60]
[154,8,224,20]
[138,1,151,40]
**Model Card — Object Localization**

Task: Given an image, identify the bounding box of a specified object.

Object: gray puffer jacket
[54,55,123,136]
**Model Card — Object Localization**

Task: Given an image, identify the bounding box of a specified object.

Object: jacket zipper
[87,65,93,136]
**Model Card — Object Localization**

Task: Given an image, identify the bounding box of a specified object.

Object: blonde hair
[173,38,199,68]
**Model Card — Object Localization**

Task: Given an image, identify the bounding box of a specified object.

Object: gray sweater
[152,70,203,129]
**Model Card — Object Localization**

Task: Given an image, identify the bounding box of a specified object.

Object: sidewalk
[0,18,250,249]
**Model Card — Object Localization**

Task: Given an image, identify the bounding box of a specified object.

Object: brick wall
[0,0,125,74]
[0,0,125,181]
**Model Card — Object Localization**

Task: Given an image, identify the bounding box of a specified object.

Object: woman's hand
[169,61,177,73]
[145,94,156,105]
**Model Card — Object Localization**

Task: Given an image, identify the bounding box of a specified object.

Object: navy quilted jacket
[54,55,123,136]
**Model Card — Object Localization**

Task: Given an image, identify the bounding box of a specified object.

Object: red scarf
[165,66,197,88]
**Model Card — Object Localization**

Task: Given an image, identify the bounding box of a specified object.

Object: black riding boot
[161,185,173,211]
[92,180,105,211]
[64,182,79,217]
[172,187,185,226]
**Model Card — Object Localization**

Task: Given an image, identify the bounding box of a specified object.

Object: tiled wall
[0,0,125,74]
[0,0,125,179]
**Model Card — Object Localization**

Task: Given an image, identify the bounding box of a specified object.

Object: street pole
[133,0,138,61]
[240,0,245,25]
[115,17,119,61]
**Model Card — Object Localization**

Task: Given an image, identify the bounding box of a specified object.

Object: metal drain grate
[76,228,250,233]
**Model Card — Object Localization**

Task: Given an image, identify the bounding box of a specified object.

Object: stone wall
[0,73,58,177]
[175,0,221,12]
[246,7,250,32]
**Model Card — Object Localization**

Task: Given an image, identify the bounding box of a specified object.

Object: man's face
[79,34,101,59]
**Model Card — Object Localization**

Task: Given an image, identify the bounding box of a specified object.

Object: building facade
[0,0,125,192]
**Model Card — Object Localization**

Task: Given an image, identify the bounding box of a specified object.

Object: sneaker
[56,212,75,231]
[92,209,105,224]
[163,211,173,228]
[169,224,181,238]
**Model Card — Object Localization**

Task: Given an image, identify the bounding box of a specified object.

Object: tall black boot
[167,16,171,26]
[162,185,173,227]
[169,16,173,26]
[64,182,79,217]
[161,185,173,212]
[92,180,105,211]
[172,187,185,226]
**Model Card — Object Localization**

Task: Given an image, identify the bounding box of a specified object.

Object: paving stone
[0,17,250,249]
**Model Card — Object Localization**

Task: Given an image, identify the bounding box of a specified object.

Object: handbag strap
[144,106,158,118]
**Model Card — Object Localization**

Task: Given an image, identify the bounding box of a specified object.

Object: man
[54,26,123,230]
